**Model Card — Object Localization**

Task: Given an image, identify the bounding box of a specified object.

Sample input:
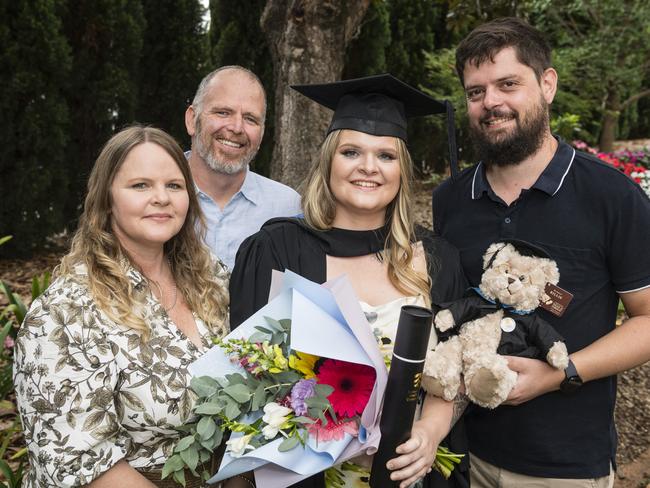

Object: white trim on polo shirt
[471,162,483,200]
[616,283,650,293]
[552,147,576,196]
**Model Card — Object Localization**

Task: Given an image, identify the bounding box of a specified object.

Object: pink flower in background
[4,336,14,349]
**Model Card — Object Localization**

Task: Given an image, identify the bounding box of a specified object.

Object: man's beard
[470,96,549,167]
[194,118,257,175]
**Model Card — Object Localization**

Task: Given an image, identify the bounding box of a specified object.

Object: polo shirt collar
[471,137,576,200]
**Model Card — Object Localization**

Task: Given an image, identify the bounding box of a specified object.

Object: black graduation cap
[291,74,459,179]
[484,239,553,270]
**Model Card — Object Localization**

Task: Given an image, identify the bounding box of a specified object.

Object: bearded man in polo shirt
[185,66,301,269]
[433,17,650,488]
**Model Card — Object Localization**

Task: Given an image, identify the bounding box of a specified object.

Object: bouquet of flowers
[163,271,388,487]
[163,271,463,487]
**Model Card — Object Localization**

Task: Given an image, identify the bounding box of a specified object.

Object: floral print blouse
[13,263,229,487]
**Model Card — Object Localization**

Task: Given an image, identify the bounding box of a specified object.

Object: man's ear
[185,105,197,137]
[541,67,558,104]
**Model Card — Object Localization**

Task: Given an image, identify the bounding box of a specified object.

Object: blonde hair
[302,129,431,305]
[59,126,228,338]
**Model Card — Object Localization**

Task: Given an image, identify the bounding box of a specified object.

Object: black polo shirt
[432,139,650,478]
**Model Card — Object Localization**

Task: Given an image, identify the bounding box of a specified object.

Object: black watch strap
[560,359,583,394]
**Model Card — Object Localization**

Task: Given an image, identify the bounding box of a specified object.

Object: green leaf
[175,435,196,452]
[197,416,216,440]
[0,236,12,246]
[263,316,286,332]
[173,468,186,486]
[270,332,285,345]
[248,331,269,343]
[162,454,184,478]
[223,383,251,403]
[211,427,224,448]
[224,373,247,385]
[224,400,241,419]
[190,376,219,397]
[254,326,274,334]
[291,416,315,424]
[314,384,334,397]
[278,435,300,452]
[180,445,199,472]
[251,383,266,411]
[194,402,223,415]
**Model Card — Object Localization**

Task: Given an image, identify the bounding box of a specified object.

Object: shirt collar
[237,167,260,205]
[471,138,576,200]
[193,167,259,206]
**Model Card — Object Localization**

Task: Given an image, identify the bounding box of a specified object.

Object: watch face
[561,376,582,394]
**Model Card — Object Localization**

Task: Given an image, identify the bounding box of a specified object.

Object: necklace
[149,278,178,312]
[146,258,178,313]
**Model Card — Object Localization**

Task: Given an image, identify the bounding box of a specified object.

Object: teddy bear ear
[483,242,506,269]
[540,259,560,285]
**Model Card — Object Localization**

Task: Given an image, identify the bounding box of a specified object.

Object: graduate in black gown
[230,75,470,488]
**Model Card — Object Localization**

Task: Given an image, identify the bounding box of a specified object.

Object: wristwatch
[560,359,583,394]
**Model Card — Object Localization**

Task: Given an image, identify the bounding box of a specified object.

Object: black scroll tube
[370,305,433,487]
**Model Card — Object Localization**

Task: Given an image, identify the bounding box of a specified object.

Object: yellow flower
[272,344,288,371]
[289,351,319,378]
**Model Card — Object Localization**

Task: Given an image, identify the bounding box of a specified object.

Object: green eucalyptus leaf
[173,469,186,486]
[278,435,300,452]
[251,383,266,411]
[175,435,196,452]
[225,373,247,386]
[180,445,199,472]
[190,376,220,397]
[254,326,274,334]
[314,384,334,397]
[249,331,269,343]
[225,400,241,419]
[292,416,315,424]
[162,454,184,478]
[263,316,284,331]
[194,402,223,415]
[223,383,252,403]
[197,416,217,440]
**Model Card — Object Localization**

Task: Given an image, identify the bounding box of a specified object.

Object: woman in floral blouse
[13,126,230,487]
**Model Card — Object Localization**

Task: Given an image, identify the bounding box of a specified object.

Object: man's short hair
[191,65,267,125]
[455,17,552,87]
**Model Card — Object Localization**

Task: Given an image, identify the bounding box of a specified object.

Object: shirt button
[504,217,511,224]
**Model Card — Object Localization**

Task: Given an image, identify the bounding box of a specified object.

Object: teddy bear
[421,240,569,409]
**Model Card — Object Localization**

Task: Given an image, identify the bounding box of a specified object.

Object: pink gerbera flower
[317,359,375,418]
[308,416,359,442]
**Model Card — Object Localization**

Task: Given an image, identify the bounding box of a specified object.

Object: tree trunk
[261,0,371,188]
[599,87,620,153]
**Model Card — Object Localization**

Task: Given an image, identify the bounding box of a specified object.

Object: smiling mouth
[146,214,172,220]
[351,180,380,188]
[482,116,515,127]
[217,138,245,149]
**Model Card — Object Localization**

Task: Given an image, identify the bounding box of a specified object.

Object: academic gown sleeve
[230,218,325,329]
[418,228,471,488]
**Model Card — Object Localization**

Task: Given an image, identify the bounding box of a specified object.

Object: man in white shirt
[185,65,301,269]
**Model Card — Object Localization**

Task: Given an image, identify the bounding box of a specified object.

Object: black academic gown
[230,217,470,488]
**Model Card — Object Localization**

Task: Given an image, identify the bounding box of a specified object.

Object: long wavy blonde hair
[302,129,431,305]
[59,126,228,337]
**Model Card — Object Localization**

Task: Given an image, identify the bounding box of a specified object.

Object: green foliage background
[1,0,649,257]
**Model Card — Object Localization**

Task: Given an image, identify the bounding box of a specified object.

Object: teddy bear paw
[546,341,569,370]
[434,309,456,331]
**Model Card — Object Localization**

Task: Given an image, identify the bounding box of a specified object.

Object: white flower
[262,402,292,429]
[261,424,280,440]
[226,433,255,458]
